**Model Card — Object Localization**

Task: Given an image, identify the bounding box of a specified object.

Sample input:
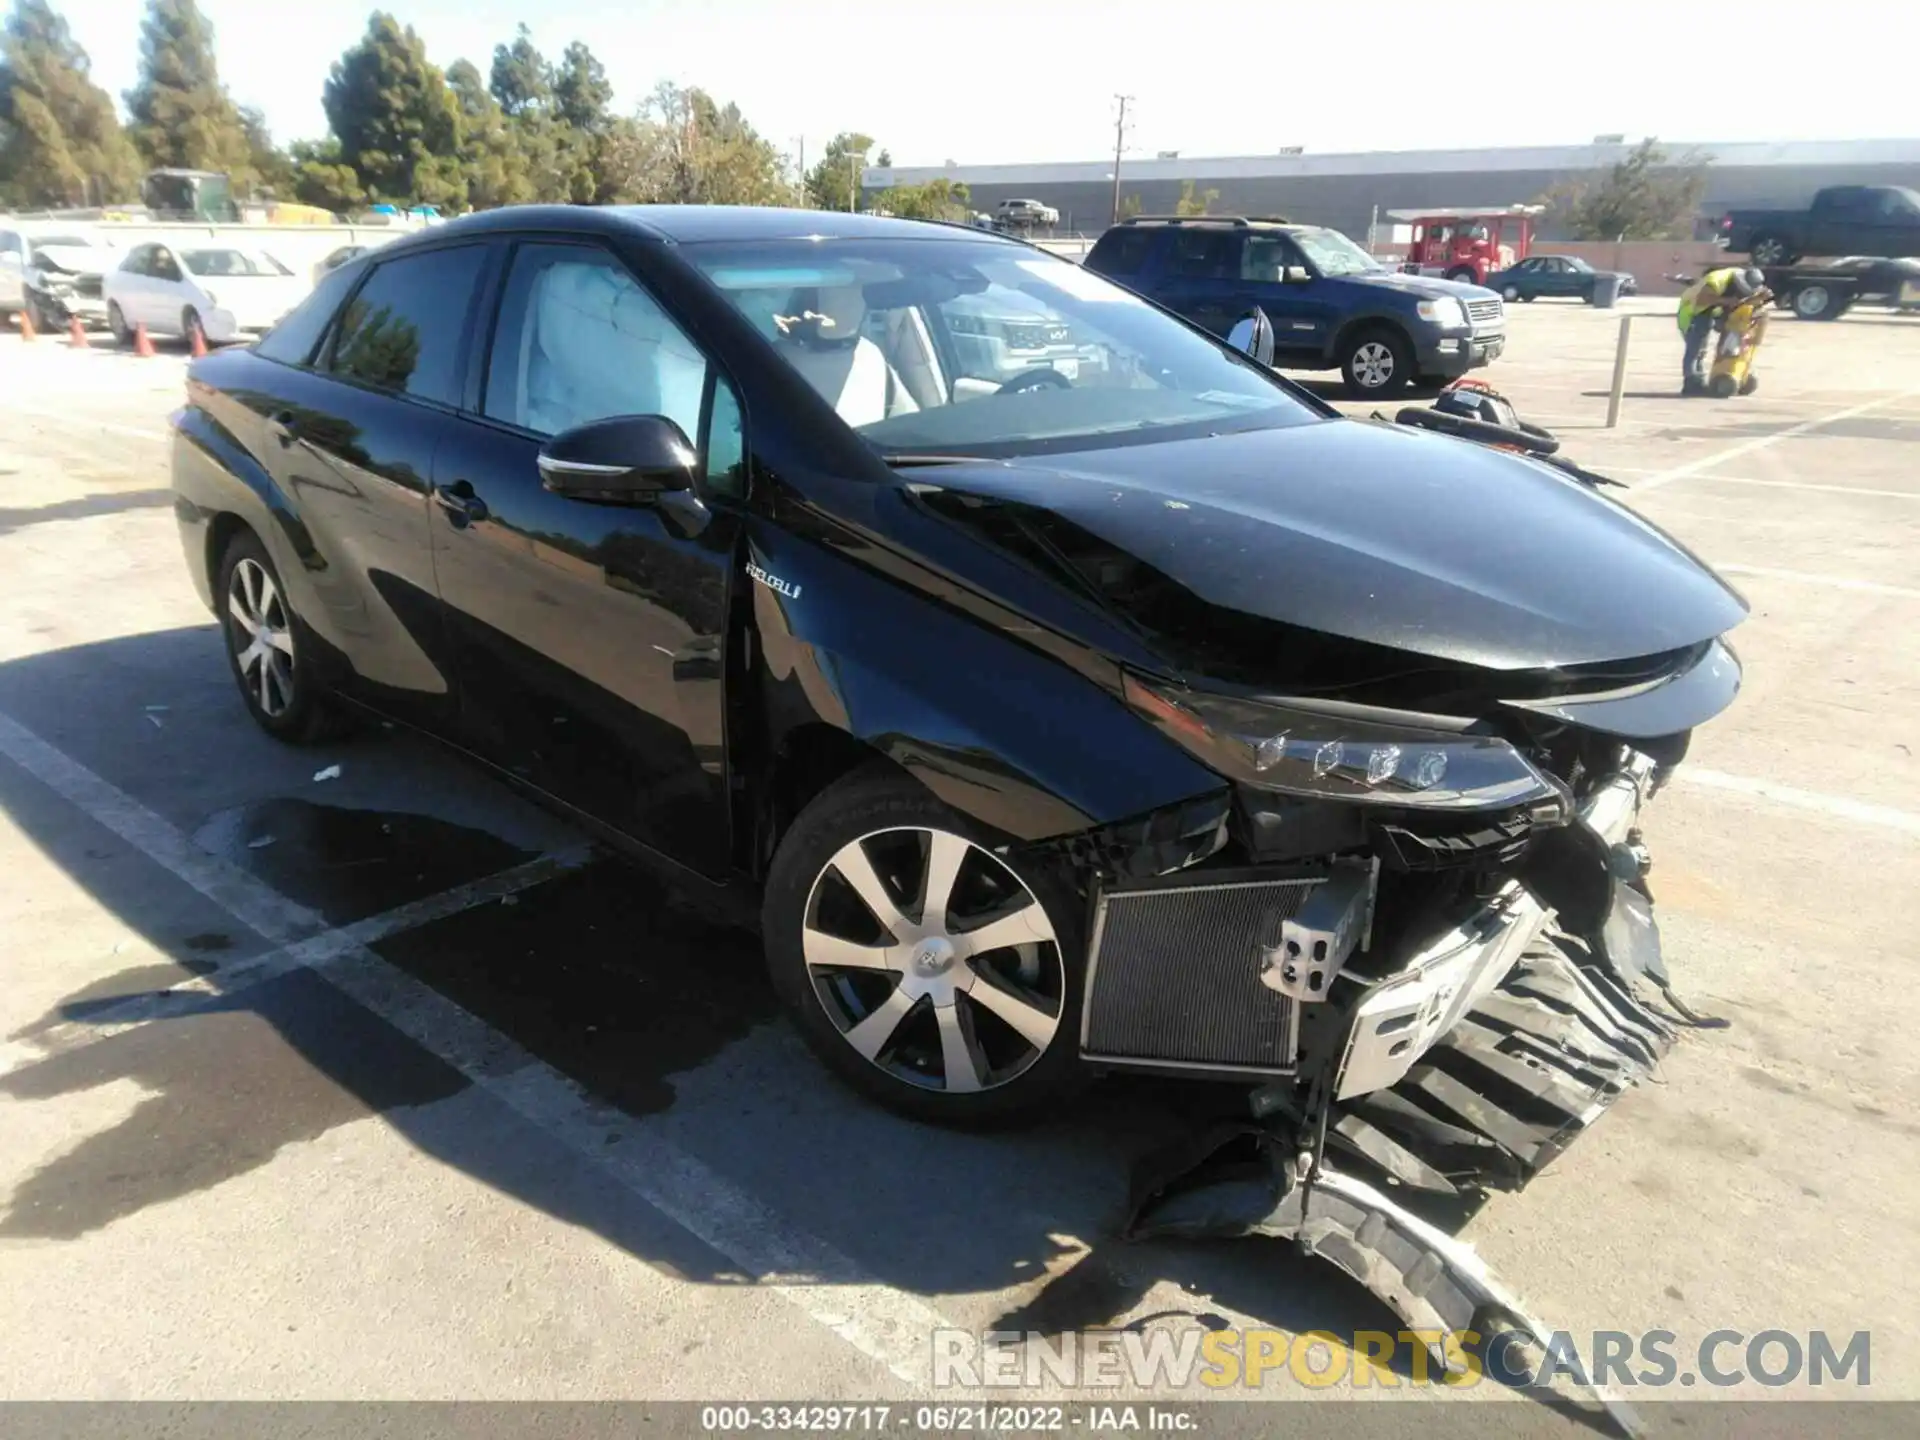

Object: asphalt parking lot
[2,300,1917,1427]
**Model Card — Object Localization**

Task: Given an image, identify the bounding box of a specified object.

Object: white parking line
[0,706,953,1386]
[1713,563,1920,599]
[1677,768,1920,839]
[0,847,594,1069]
[1679,476,1920,502]
[1630,387,1920,495]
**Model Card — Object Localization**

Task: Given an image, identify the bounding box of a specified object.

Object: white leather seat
[774,285,917,428]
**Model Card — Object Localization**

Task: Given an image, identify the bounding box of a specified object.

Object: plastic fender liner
[1124,1136,1644,1438]
[746,532,1224,842]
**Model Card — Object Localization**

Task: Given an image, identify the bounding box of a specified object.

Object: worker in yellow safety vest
[1677,266,1764,395]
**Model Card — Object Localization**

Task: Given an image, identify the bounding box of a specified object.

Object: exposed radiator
[1081,871,1321,1076]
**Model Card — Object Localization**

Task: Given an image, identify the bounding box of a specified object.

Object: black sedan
[1486,254,1637,303]
[171,206,1743,1141]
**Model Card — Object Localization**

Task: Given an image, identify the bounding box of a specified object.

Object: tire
[1520,293,1535,302]
[1739,374,1759,396]
[1710,373,1738,399]
[1793,284,1837,320]
[1748,234,1795,267]
[1445,267,1477,285]
[107,301,131,347]
[1501,284,1520,302]
[762,766,1088,1126]
[182,307,205,350]
[1339,325,1412,399]
[216,528,350,744]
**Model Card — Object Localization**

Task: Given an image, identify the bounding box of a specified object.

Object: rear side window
[255,261,363,366]
[327,245,487,406]
[1088,228,1154,275]
[1168,230,1237,279]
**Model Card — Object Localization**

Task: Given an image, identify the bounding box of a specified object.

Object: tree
[804,130,873,211]
[1118,193,1142,219]
[323,12,467,208]
[1174,179,1218,217]
[552,40,612,133]
[287,136,363,213]
[1553,139,1709,241]
[488,22,549,118]
[447,58,529,209]
[879,177,970,222]
[238,104,292,198]
[0,0,142,207]
[124,0,254,190]
[874,148,891,167]
[598,84,785,207]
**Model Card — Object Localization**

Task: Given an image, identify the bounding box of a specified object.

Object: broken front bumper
[1335,753,1656,1101]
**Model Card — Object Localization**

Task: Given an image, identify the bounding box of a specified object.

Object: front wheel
[762,768,1086,1126]
[1445,267,1478,285]
[1501,284,1520,302]
[1339,326,1412,398]
[107,301,131,347]
[1793,285,1838,320]
[182,307,206,350]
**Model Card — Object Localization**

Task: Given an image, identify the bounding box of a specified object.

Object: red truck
[1390,205,1541,286]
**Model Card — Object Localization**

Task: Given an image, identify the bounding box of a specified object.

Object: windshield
[1292,228,1381,277]
[1565,256,1595,272]
[182,248,291,278]
[688,237,1318,459]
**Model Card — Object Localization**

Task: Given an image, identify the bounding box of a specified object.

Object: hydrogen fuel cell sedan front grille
[1081,872,1320,1076]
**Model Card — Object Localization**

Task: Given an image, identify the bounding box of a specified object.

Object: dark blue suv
[1086,216,1507,398]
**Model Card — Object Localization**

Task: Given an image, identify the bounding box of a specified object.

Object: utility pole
[1109,94,1133,226]
[849,151,858,212]
[797,136,806,205]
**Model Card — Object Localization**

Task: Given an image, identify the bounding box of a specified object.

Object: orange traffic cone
[189,322,208,359]
[18,306,36,342]
[68,316,88,350]
[133,321,155,358]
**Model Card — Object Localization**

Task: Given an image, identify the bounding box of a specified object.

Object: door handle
[267,411,298,448]
[434,480,489,527]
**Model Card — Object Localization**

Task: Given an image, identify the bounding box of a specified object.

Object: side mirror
[1226,308,1276,367]
[1282,265,1311,284]
[538,414,697,501]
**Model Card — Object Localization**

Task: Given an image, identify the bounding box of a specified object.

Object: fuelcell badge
[748,562,801,599]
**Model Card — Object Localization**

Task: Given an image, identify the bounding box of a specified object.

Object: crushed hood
[910,419,1748,674]
[30,245,111,278]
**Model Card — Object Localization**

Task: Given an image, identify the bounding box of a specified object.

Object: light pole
[1109,94,1133,226]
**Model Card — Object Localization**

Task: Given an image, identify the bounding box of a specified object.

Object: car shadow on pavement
[0,627,1473,1375]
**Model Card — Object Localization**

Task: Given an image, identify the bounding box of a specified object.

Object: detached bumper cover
[1335,753,1655,1102]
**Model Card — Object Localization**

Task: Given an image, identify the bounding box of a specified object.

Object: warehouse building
[863,138,1920,240]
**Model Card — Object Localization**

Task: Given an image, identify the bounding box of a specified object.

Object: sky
[53,0,1918,168]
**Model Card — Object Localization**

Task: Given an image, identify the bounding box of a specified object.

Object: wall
[1530,240,1731,295]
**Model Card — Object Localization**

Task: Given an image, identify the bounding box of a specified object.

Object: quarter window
[327,245,486,406]
[483,243,708,445]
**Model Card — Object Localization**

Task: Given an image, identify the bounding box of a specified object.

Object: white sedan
[103,241,310,347]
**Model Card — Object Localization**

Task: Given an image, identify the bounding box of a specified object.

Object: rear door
[253,241,493,730]
[1156,228,1245,336]
[429,237,748,878]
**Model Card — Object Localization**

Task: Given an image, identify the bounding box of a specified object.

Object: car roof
[372,204,1025,252]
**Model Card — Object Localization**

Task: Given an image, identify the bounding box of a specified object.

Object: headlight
[1123,674,1567,815]
[1417,298,1467,327]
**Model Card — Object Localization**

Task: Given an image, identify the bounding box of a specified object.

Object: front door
[429,239,747,878]
[1241,233,1336,360]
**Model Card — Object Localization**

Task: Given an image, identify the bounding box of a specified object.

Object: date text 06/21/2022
[700,1405,1196,1432]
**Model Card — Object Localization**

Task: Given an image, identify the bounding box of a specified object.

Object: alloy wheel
[1351,341,1396,389]
[801,826,1063,1095]
[227,557,296,717]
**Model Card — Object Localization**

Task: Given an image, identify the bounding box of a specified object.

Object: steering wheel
[996,367,1072,395]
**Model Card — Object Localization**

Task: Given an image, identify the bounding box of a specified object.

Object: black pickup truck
[1721,185,1920,266]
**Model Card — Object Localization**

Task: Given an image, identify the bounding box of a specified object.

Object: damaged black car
[172,206,1744,1205]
